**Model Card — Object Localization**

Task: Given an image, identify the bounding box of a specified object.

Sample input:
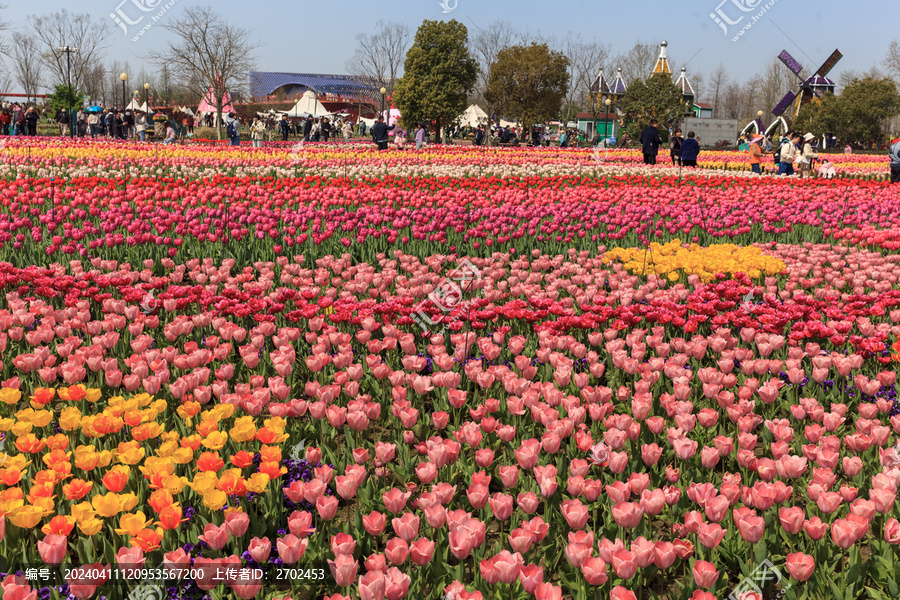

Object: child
[817,159,837,179]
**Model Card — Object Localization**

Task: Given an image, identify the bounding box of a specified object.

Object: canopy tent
[197,84,235,115]
[125,99,149,113]
[381,108,401,126]
[178,106,196,117]
[456,104,488,128]
[85,106,104,113]
[284,91,332,117]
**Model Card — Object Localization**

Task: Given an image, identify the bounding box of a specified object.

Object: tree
[709,63,729,115]
[30,10,112,93]
[47,84,80,116]
[10,31,43,101]
[393,20,478,142]
[564,39,610,132]
[794,92,840,138]
[834,77,900,143]
[346,21,410,96]
[147,7,259,139]
[618,73,684,139]
[884,40,900,81]
[485,43,570,132]
[615,41,663,86]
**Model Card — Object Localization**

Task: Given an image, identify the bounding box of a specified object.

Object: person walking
[475,125,484,146]
[225,112,241,147]
[371,116,394,151]
[889,137,900,183]
[135,111,148,141]
[670,129,683,166]
[0,108,9,136]
[639,119,662,164]
[415,122,426,150]
[748,134,768,175]
[250,117,265,149]
[302,117,313,142]
[321,118,331,142]
[798,132,818,179]
[13,107,25,136]
[280,115,290,142]
[25,107,38,136]
[681,131,700,167]
[342,119,352,142]
[56,108,69,136]
[777,132,800,176]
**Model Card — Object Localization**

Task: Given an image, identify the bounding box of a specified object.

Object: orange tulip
[230,451,254,468]
[196,421,219,437]
[157,505,184,530]
[259,461,287,479]
[197,452,224,473]
[62,479,94,501]
[216,471,247,496]
[15,433,47,454]
[180,435,202,451]
[58,386,86,402]
[46,434,70,451]
[147,490,175,514]
[30,388,56,407]
[130,528,164,552]
[255,427,286,444]
[259,445,282,463]
[0,469,22,486]
[102,467,130,493]
[28,482,56,499]
[123,411,144,428]
[41,515,76,536]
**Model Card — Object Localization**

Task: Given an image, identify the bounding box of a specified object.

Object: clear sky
[3,0,895,97]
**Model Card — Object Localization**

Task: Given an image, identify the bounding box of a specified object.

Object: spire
[675,68,694,96]
[610,68,627,96]
[653,41,671,75]
[590,69,611,95]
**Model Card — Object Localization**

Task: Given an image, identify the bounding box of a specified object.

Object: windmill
[741,49,842,138]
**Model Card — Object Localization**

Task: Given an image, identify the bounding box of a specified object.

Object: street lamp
[380,87,387,123]
[57,46,78,138]
[120,73,128,111]
[144,83,150,110]
[605,97,612,157]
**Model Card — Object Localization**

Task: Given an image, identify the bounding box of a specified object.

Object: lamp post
[144,83,150,110]
[757,109,764,135]
[120,73,128,140]
[605,97,612,159]
[57,46,78,138]
[380,87,387,123]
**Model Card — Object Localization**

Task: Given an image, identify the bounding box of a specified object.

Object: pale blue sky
[3,0,894,98]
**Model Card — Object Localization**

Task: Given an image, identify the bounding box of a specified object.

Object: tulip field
[2,138,900,600]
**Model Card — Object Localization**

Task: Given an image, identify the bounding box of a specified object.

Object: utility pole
[57,46,78,138]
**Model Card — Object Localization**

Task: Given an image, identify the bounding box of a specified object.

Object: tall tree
[346,21,410,96]
[146,6,259,139]
[30,10,112,92]
[618,73,684,139]
[393,20,478,142]
[884,40,900,81]
[485,43,570,132]
[709,63,729,116]
[565,38,611,131]
[616,41,662,86]
[10,32,43,101]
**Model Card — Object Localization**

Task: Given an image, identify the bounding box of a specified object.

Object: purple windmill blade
[815,49,843,78]
[778,50,803,76]
[772,91,797,117]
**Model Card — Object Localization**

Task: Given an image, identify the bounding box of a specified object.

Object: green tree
[47,84,80,113]
[393,20,478,142]
[618,73,685,140]
[484,43,570,131]
[794,77,900,145]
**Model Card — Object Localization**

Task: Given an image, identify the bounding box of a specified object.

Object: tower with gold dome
[652,41,671,75]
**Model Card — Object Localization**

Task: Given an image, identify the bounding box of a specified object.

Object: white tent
[125,99,149,113]
[457,104,488,128]
[179,106,196,117]
[382,108,401,126]
[284,91,332,118]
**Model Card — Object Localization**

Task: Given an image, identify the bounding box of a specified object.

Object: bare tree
[30,10,112,92]
[146,6,259,139]
[10,31,43,100]
[690,71,705,105]
[614,41,660,86]
[565,38,611,130]
[709,63,729,115]
[345,21,410,96]
[884,40,900,81]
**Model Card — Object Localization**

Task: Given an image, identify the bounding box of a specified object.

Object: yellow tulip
[0,417,14,431]
[189,472,218,495]
[202,490,227,511]
[78,518,104,536]
[11,421,34,437]
[84,389,101,403]
[228,418,256,443]
[116,443,145,465]
[120,492,139,512]
[171,447,194,465]
[246,473,270,494]
[71,501,96,523]
[0,389,21,405]
[162,475,188,494]
[202,431,228,451]
[91,492,123,518]
[59,407,82,431]
[8,504,43,528]
[115,511,151,536]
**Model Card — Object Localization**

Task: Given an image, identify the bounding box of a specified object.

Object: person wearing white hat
[798,132,819,179]
[748,134,769,175]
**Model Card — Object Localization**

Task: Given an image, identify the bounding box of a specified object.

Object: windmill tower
[653,41,671,75]
[674,68,694,116]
